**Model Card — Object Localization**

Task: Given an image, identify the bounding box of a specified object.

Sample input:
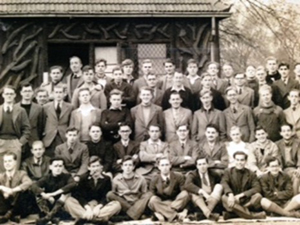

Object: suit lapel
[136,105,145,125]
[127,141,135,155]
[235,105,245,120]
[147,104,156,126]
[59,102,68,119]
[116,142,126,157]
[49,102,58,119]
[12,105,20,124]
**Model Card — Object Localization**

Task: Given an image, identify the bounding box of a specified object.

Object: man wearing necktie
[66,56,84,100]
[284,89,300,139]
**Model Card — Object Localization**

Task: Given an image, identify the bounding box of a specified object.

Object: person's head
[139,86,153,104]
[82,65,95,83]
[186,59,198,76]
[256,66,267,82]
[53,85,65,102]
[49,65,63,83]
[199,89,213,107]
[31,141,45,159]
[157,157,171,176]
[293,63,300,78]
[88,156,103,176]
[278,62,290,79]
[288,89,300,106]
[78,87,91,104]
[233,73,246,87]
[95,59,107,74]
[280,123,293,140]
[265,57,278,73]
[20,83,34,101]
[141,59,153,76]
[168,92,182,109]
[146,73,158,88]
[49,157,65,176]
[222,63,234,78]
[89,124,102,142]
[163,59,175,75]
[233,151,248,170]
[176,124,189,141]
[148,124,161,141]
[206,62,219,76]
[230,126,242,143]
[35,88,49,105]
[225,86,238,104]
[70,56,82,73]
[118,122,132,141]
[121,59,134,76]
[109,89,123,108]
[112,66,123,83]
[2,85,16,103]
[121,155,135,175]
[3,152,17,172]
[205,124,219,142]
[255,126,268,143]
[173,70,184,86]
[201,73,213,89]
[266,156,281,176]
[259,85,272,104]
[65,127,79,145]
[245,65,256,80]
[196,156,209,174]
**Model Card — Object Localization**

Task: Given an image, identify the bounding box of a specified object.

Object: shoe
[10,215,21,223]
[252,211,266,219]
[222,211,236,220]
[209,213,220,221]
[36,216,51,225]
[74,218,88,225]
[154,212,165,222]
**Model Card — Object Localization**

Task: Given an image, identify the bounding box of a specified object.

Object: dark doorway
[47,43,89,76]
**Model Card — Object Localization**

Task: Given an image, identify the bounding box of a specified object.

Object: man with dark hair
[186,59,202,94]
[0,85,31,171]
[95,58,111,89]
[159,59,176,91]
[233,73,255,108]
[184,156,223,221]
[221,151,265,220]
[222,63,234,86]
[66,56,84,100]
[0,152,32,223]
[54,127,89,182]
[148,157,189,222]
[107,155,153,221]
[133,59,153,95]
[260,156,300,218]
[121,59,135,84]
[284,89,300,138]
[144,73,164,106]
[206,61,228,94]
[35,88,49,106]
[100,89,133,143]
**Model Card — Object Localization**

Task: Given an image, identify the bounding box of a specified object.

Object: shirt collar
[3,103,13,111]
[160,173,170,181]
[187,75,200,80]
[6,170,15,178]
[109,106,122,111]
[171,85,185,92]
[33,157,43,165]
[121,139,129,146]
[200,106,214,112]
[148,139,162,145]
[78,104,95,112]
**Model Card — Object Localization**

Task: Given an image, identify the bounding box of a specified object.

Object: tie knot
[69,148,74,154]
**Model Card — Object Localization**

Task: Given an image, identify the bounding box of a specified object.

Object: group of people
[1,55,300,224]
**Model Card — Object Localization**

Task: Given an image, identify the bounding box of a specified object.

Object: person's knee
[292,194,300,203]
[260,198,271,209]
[106,191,115,201]
[180,190,190,200]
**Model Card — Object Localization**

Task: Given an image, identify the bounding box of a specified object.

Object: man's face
[3,155,16,172]
[50,160,64,176]
[164,63,175,75]
[205,127,218,142]
[123,65,133,76]
[70,57,82,73]
[31,143,45,159]
[148,126,160,141]
[66,131,78,145]
[36,91,48,105]
[200,93,213,106]
[280,125,293,140]
[230,129,242,143]
[158,159,171,176]
[2,88,16,103]
[196,158,208,174]
[95,62,106,74]
[201,76,212,89]
[53,87,64,101]
[246,66,256,79]
[266,60,278,73]
[176,126,189,140]
[79,90,91,104]
[278,66,289,78]
[234,74,246,87]
[288,91,300,106]
[142,63,152,76]
[89,126,102,142]
[255,129,268,143]
[113,70,123,82]
[83,70,94,83]
[207,64,219,76]
[269,160,281,176]
[234,154,247,170]
[50,68,63,83]
[110,95,122,108]
[173,72,184,86]
[294,65,300,78]
[223,65,234,78]
[256,70,267,82]
[121,160,134,175]
[88,161,103,176]
[146,75,158,88]
[260,89,272,104]
[226,89,238,104]
[187,63,198,76]
[20,86,34,101]
[139,90,153,104]
[169,94,182,109]
[118,126,131,140]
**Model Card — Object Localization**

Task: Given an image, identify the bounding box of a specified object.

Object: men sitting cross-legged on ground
[69,156,121,224]
[184,155,223,221]
[221,151,266,220]
[148,157,190,222]
[107,155,153,221]
[260,156,300,218]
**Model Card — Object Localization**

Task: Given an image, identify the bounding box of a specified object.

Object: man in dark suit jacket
[66,56,84,100]
[184,156,223,221]
[266,56,281,84]
[260,156,300,218]
[221,151,265,220]
[0,85,31,172]
[148,157,190,222]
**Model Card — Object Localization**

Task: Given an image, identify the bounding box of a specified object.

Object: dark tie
[181,143,185,150]
[69,148,74,154]
[6,106,10,113]
[260,148,265,155]
[232,107,237,114]
[165,177,170,185]
[8,176,12,188]
[292,107,296,111]
[202,174,208,186]
[56,103,61,117]
[238,88,242,95]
